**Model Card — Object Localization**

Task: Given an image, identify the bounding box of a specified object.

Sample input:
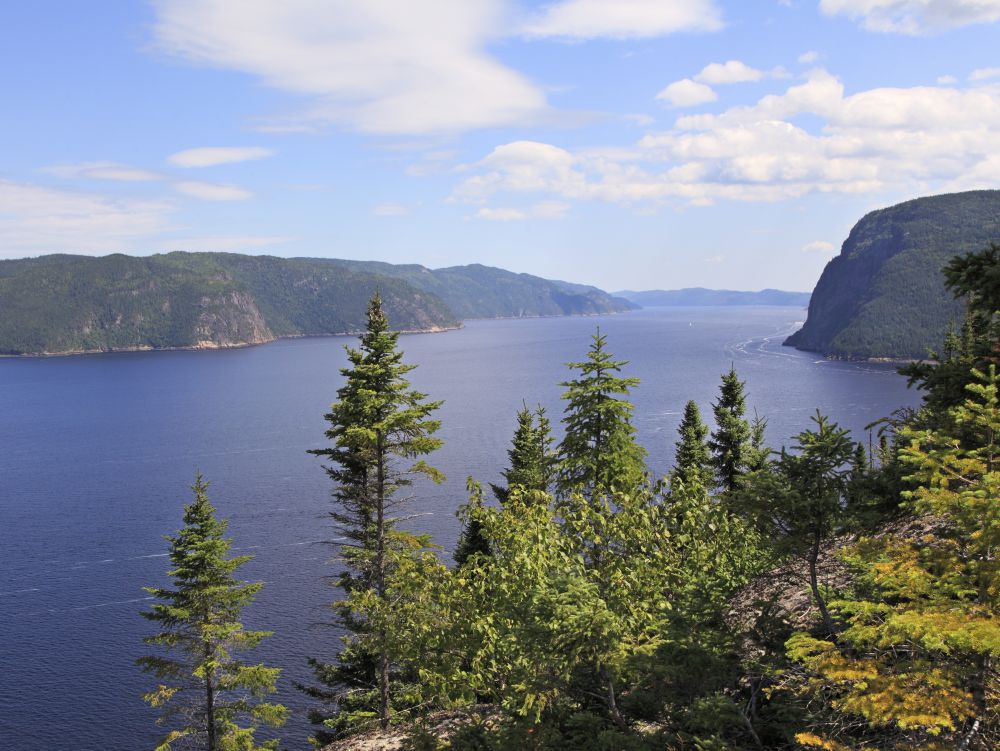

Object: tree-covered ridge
[785,190,1000,360]
[0,253,456,355]
[0,253,631,356]
[326,259,636,319]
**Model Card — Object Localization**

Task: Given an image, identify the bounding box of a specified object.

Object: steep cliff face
[193,291,273,348]
[784,191,1000,360]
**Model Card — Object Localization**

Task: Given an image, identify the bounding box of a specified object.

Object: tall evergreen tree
[491,404,557,503]
[556,330,647,499]
[306,293,443,737]
[708,367,754,494]
[138,474,287,751]
[455,406,555,567]
[672,400,713,489]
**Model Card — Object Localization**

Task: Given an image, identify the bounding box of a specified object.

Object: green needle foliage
[743,412,856,636]
[709,367,755,495]
[456,405,556,567]
[556,330,647,500]
[490,404,557,504]
[790,368,1000,750]
[672,400,713,490]
[138,474,287,751]
[306,292,444,739]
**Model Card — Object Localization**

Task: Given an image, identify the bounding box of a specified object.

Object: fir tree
[138,474,287,751]
[455,406,555,566]
[708,367,754,494]
[306,293,443,737]
[672,400,713,490]
[556,330,647,499]
[490,404,557,504]
[790,367,1000,750]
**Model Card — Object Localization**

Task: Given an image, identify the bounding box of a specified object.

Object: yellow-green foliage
[788,367,1000,749]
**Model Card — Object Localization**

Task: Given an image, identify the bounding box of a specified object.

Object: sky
[1,1,999,292]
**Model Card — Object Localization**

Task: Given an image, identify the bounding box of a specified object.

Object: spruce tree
[456,406,555,566]
[491,404,557,503]
[138,474,287,751]
[672,400,712,489]
[556,330,647,499]
[306,292,443,737]
[708,367,754,494]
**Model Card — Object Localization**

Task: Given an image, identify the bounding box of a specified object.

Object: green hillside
[0,253,630,356]
[784,190,1000,359]
[329,259,636,319]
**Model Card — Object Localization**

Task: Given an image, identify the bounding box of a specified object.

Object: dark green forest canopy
[0,252,632,355]
[785,190,1000,360]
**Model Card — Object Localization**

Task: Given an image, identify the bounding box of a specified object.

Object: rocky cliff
[784,190,1000,360]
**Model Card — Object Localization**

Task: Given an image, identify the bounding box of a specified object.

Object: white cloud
[656,79,718,107]
[172,181,254,201]
[798,50,820,63]
[970,67,1000,81]
[802,240,836,252]
[167,146,273,168]
[0,180,174,256]
[820,0,1000,34]
[695,60,764,85]
[454,69,1000,207]
[521,0,723,39]
[371,202,410,216]
[152,0,549,135]
[44,161,164,182]
[475,200,571,221]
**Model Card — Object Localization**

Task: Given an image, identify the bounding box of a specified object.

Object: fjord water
[0,307,921,750]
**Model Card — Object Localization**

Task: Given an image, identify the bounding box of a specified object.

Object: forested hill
[615,288,810,307]
[329,259,637,319]
[784,190,1000,360]
[0,253,631,356]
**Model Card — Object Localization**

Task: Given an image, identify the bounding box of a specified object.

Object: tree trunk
[205,655,216,751]
[375,433,390,730]
[808,532,836,636]
[601,667,627,729]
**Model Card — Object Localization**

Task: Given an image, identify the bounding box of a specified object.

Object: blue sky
[2,0,999,291]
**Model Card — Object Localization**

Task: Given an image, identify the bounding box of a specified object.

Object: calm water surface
[0,308,922,750]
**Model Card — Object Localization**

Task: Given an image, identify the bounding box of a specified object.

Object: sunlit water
[0,307,922,750]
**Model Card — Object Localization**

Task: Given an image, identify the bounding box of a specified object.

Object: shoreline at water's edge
[0,310,636,358]
[0,325,462,359]
[781,342,933,366]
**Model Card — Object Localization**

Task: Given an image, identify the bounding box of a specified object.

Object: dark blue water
[0,308,922,750]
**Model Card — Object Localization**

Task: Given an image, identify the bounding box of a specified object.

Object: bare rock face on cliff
[784,190,1000,360]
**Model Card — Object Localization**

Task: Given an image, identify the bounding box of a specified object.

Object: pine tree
[556,330,647,499]
[306,293,443,737]
[138,474,287,751]
[790,367,1000,750]
[672,400,713,490]
[708,367,754,494]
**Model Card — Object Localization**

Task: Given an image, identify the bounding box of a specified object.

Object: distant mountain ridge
[0,253,632,356]
[785,190,1000,360]
[614,288,810,307]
